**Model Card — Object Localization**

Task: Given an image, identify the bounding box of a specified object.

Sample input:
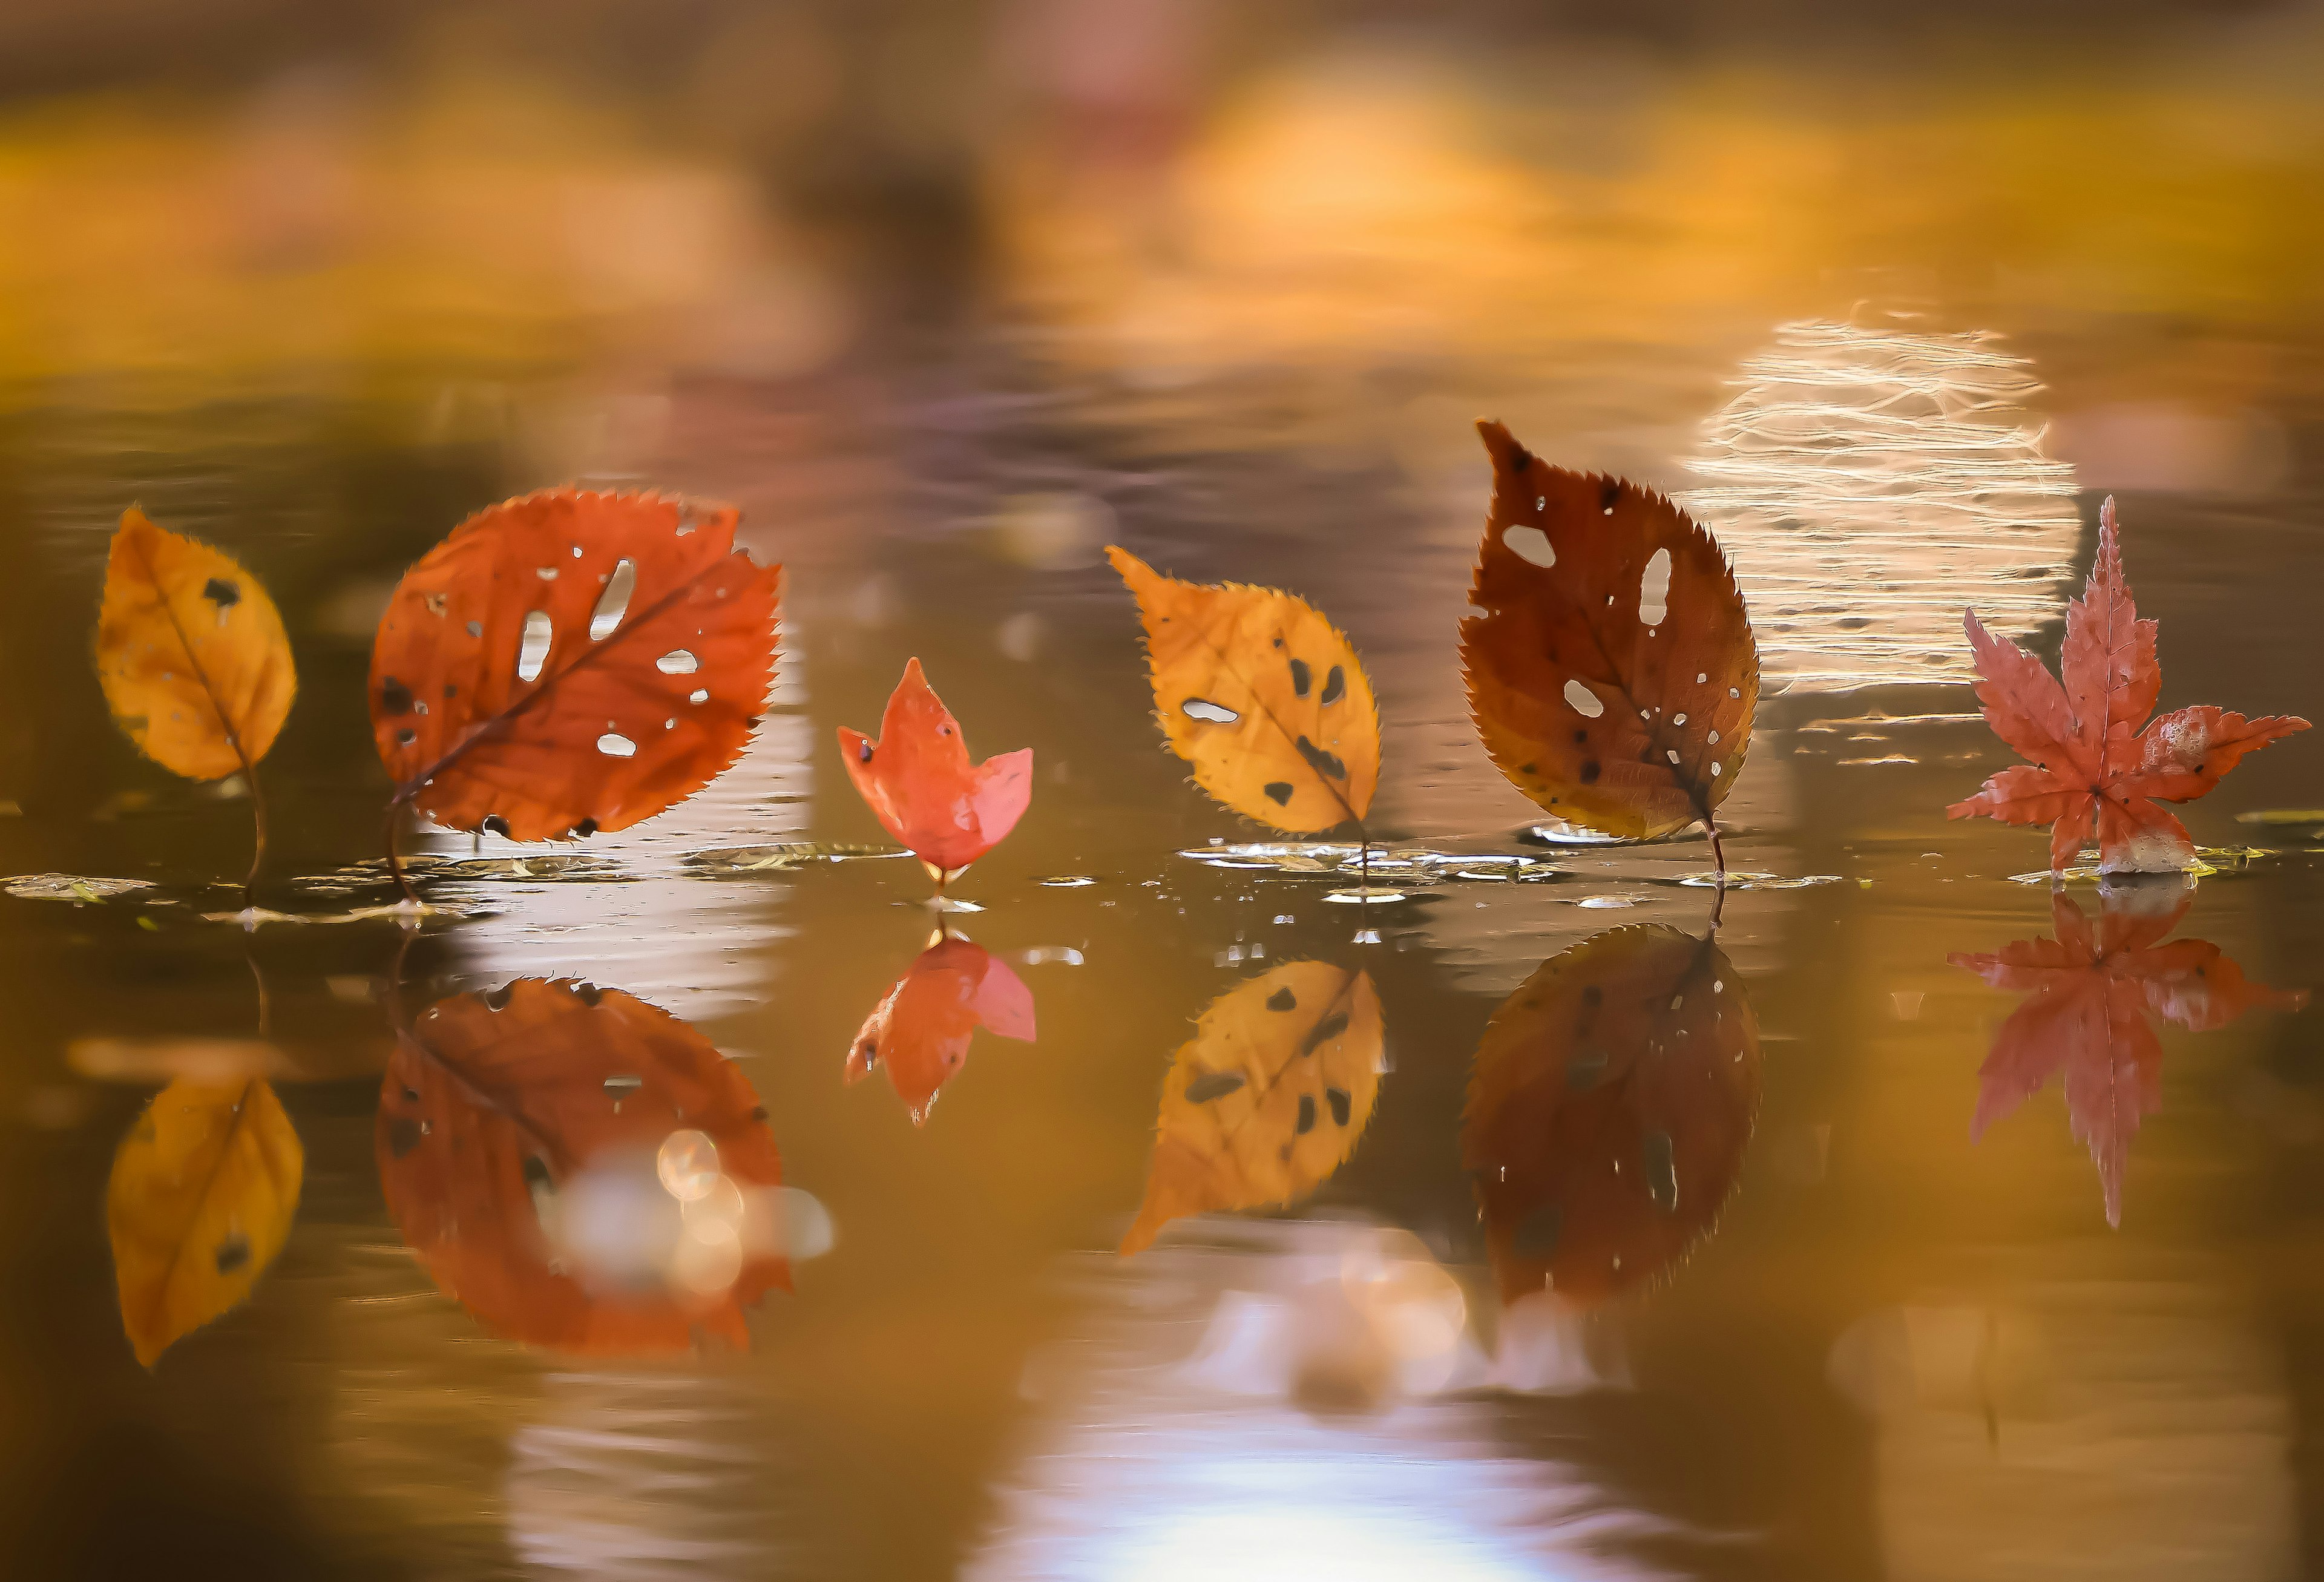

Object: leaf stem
[243,766,269,912]
[384,793,415,904]
[1705,813,1727,931]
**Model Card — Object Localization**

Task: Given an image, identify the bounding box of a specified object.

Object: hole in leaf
[657,649,700,674]
[589,559,636,640]
[516,611,552,682]
[1563,680,1604,718]
[1503,525,1556,568]
[597,732,637,758]
[1639,548,1672,625]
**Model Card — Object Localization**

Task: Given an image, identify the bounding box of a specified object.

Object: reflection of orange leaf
[1462,422,1758,845]
[1949,499,2306,874]
[839,658,1031,881]
[378,979,787,1354]
[1122,962,1382,1254]
[108,1078,303,1367]
[847,936,1036,1124]
[1951,887,2305,1226]
[1108,548,1379,835]
[371,489,780,842]
[1463,927,1759,1307]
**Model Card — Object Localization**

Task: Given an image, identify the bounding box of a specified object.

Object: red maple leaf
[840,658,1032,885]
[1950,885,2303,1226]
[1948,497,2307,873]
[847,935,1036,1124]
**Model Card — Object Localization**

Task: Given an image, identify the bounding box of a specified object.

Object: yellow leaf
[95,506,295,782]
[1122,962,1383,1253]
[1108,547,1380,834]
[107,1078,303,1367]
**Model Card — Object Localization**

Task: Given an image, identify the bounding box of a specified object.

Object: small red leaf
[847,936,1036,1124]
[839,658,1031,881]
[1949,497,2307,873]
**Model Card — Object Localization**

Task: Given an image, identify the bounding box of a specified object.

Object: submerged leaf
[96,507,296,783]
[1462,927,1759,1307]
[1461,422,1758,841]
[839,659,1032,882]
[371,489,780,842]
[1121,961,1383,1254]
[1949,497,2308,874]
[378,978,788,1354]
[108,1078,303,1367]
[1108,548,1380,835]
[1951,884,2304,1226]
[846,935,1036,1123]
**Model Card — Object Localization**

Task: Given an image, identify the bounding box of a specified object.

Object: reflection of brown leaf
[1107,548,1380,835]
[1463,927,1759,1307]
[847,936,1036,1124]
[1951,886,2305,1226]
[1122,962,1382,1254]
[1462,422,1758,841]
[107,1078,303,1367]
[377,979,787,1354]
[95,507,295,783]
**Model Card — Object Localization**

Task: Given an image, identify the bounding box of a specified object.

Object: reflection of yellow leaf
[1123,962,1382,1253]
[107,1078,302,1367]
[95,507,295,783]
[1108,548,1380,835]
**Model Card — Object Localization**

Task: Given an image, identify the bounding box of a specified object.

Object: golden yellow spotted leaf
[95,506,295,783]
[1108,547,1380,835]
[1121,961,1384,1254]
[107,1077,303,1367]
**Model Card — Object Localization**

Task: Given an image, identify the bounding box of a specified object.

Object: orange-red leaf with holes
[377,978,789,1354]
[370,489,780,841]
[1462,926,1759,1308]
[845,936,1036,1124]
[1949,497,2307,873]
[1951,886,2304,1226]
[1461,421,1758,841]
[839,658,1031,879]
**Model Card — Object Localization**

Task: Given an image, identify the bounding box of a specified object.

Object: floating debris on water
[929,896,985,913]
[1516,819,1693,847]
[5,874,157,902]
[1181,843,1562,883]
[2236,810,2324,827]
[1036,876,1098,887]
[1665,872,1846,890]
[299,852,631,894]
[200,899,482,927]
[1574,894,1644,908]
[683,842,906,875]
[1022,946,1085,965]
[1323,887,1410,905]
[2010,845,2274,885]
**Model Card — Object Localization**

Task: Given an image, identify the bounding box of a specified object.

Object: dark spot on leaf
[214,1233,251,1275]
[1321,666,1345,705]
[1598,479,1621,512]
[1300,1011,1350,1056]
[379,676,414,715]
[1519,762,1536,775]
[1515,1203,1562,1259]
[1264,781,1293,806]
[1266,986,1297,1011]
[1186,1070,1246,1103]
[573,818,598,838]
[1509,444,1534,473]
[1327,1086,1351,1126]
[858,740,873,763]
[522,1155,552,1191]
[1581,985,1603,1006]
[395,727,416,746]
[1580,760,1601,784]
[1572,729,1588,745]
[1289,658,1311,697]
[574,982,602,1006]
[386,1116,422,1159]
[750,1106,768,1121]
[202,577,240,608]
[1295,736,1347,781]
[1272,635,1284,648]
[1296,1094,1316,1134]
[482,814,511,838]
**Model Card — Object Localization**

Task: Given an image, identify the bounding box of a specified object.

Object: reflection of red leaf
[372,489,780,842]
[847,937,1036,1124]
[378,979,789,1354]
[839,658,1031,883]
[1951,887,2305,1226]
[1949,499,2306,873]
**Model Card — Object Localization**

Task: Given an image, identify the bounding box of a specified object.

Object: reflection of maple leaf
[847,936,1036,1124]
[1950,885,2305,1226]
[1947,498,2307,874]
